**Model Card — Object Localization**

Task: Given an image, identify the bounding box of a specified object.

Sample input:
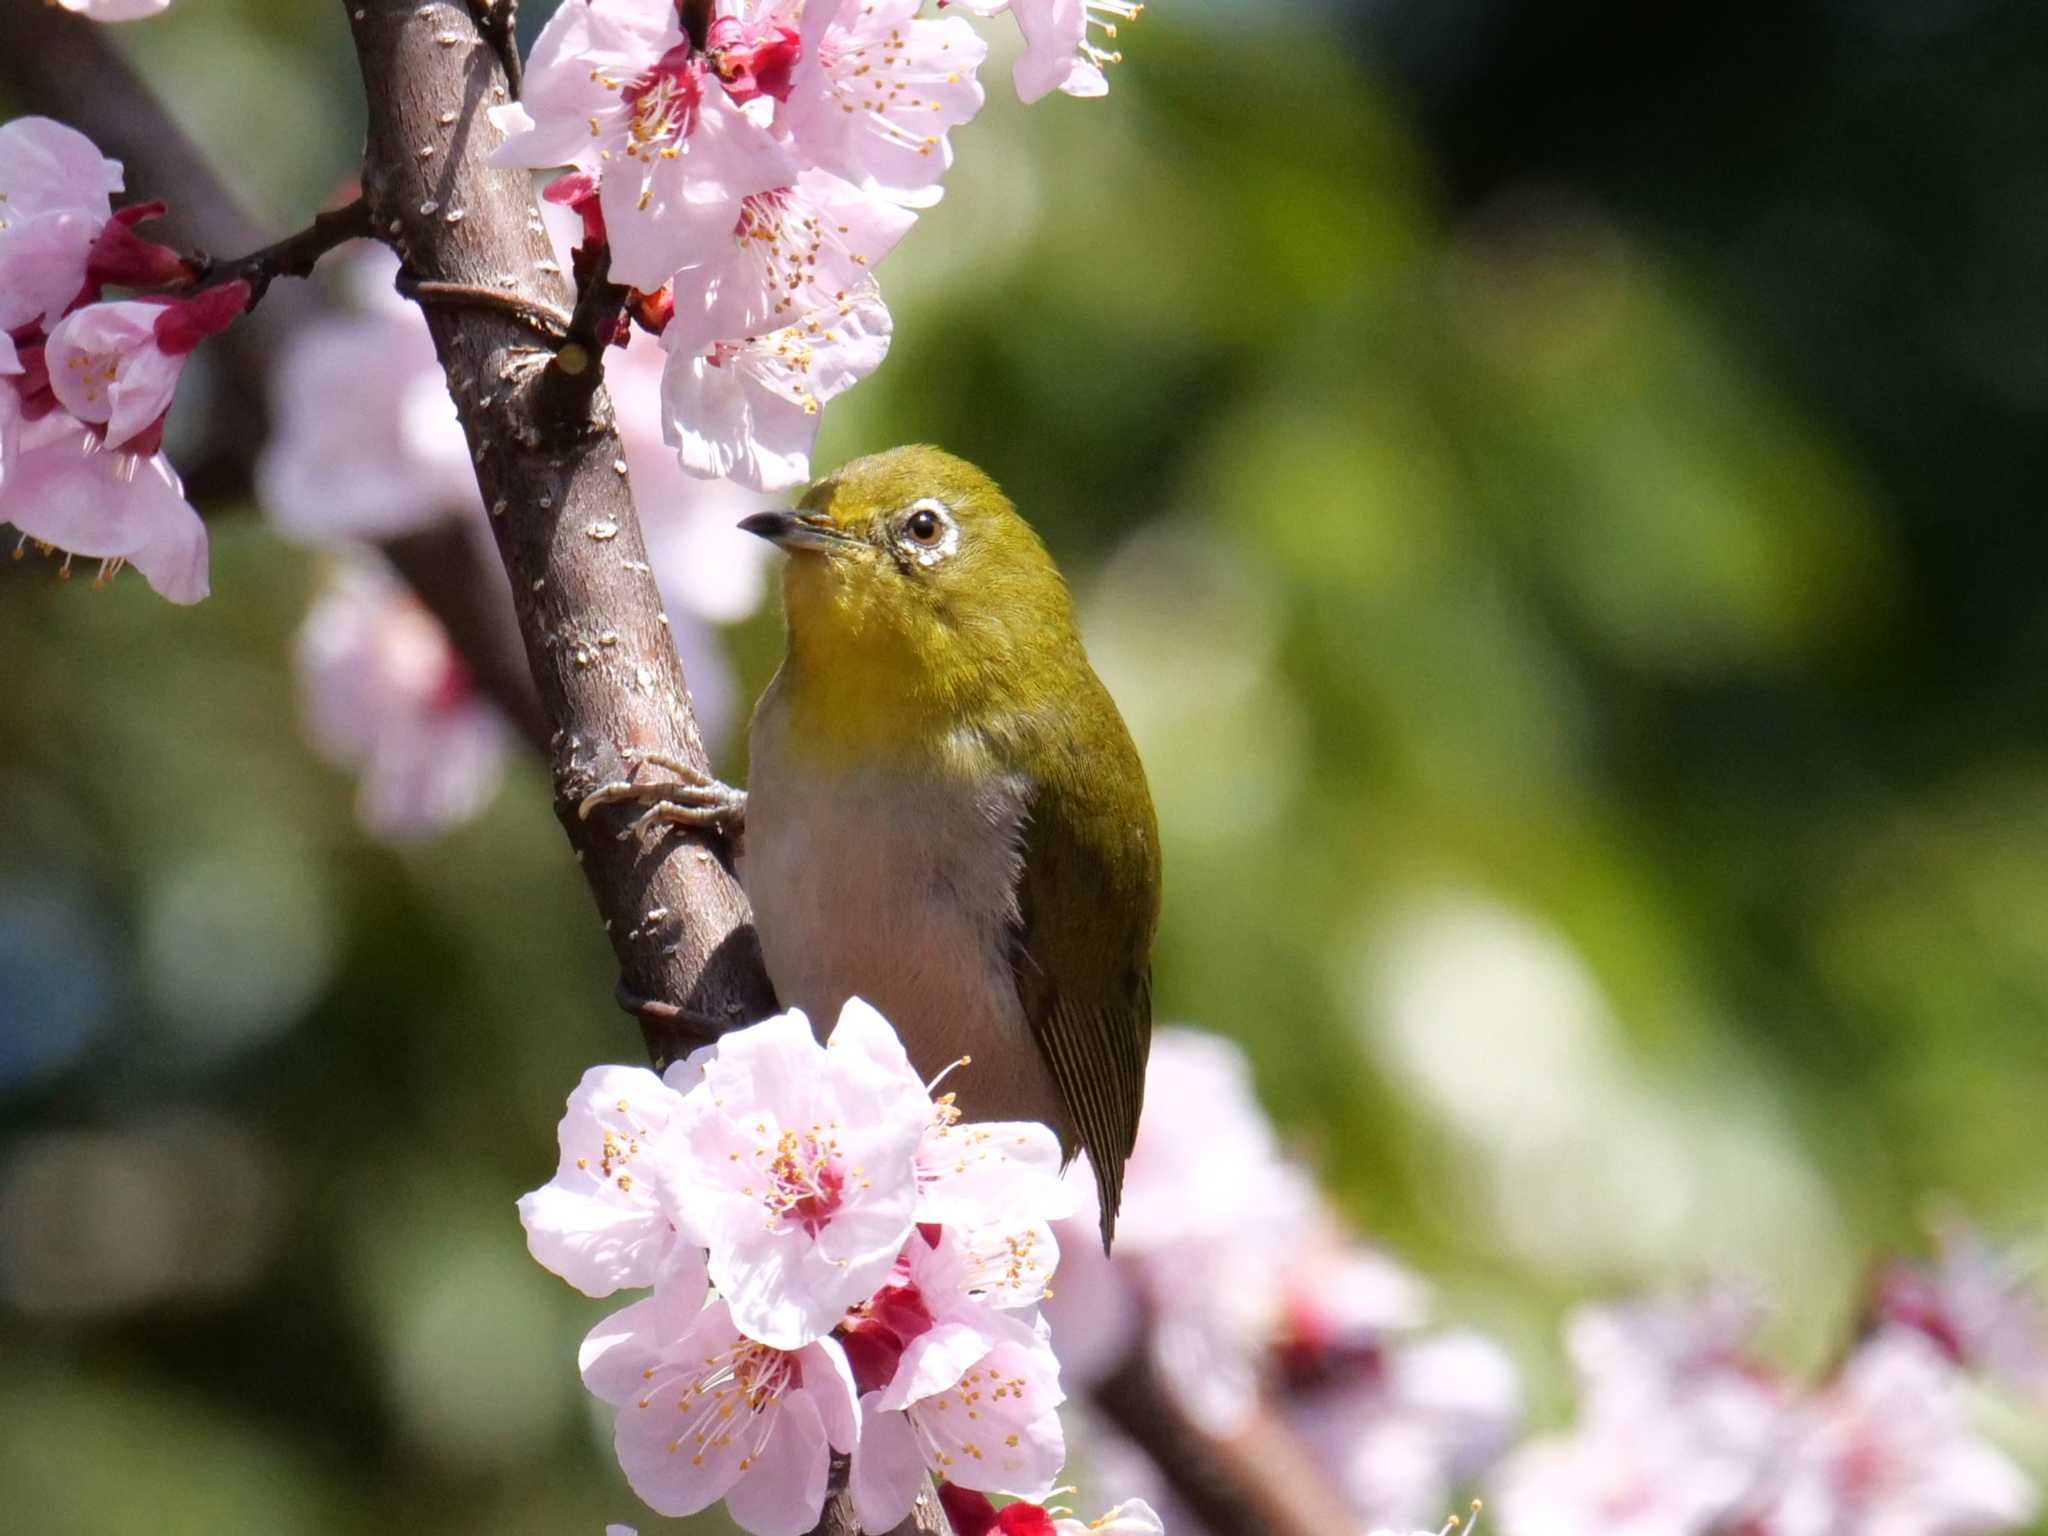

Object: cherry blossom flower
[583,1281,862,1534]
[780,0,989,206]
[0,408,208,602]
[1046,1028,1318,1433]
[939,1485,1166,1536]
[955,0,1142,104]
[1752,1327,2037,1536]
[667,168,916,356]
[519,1062,698,1297]
[824,987,1079,1237]
[663,1001,931,1349]
[55,0,175,20]
[0,117,123,333]
[603,327,775,629]
[43,282,248,455]
[1492,1292,1789,1536]
[488,0,795,291]
[1875,1214,2048,1403]
[659,285,891,491]
[257,248,479,544]
[849,1222,1061,1410]
[1290,1329,1521,1530]
[850,1325,1068,1530]
[294,560,511,841]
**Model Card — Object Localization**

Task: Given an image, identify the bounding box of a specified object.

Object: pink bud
[937,1486,1001,1536]
[84,202,195,293]
[705,14,802,104]
[152,279,250,355]
[543,170,607,247]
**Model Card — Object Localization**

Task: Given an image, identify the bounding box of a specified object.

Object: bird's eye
[896,499,957,566]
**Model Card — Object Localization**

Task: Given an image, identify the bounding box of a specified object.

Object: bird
[585,445,1160,1246]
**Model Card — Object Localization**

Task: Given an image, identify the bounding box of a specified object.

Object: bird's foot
[577,750,747,846]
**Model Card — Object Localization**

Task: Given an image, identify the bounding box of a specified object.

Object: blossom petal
[849,1395,927,1534]
[519,1063,693,1296]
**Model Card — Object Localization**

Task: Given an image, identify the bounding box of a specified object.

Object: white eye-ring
[897,497,959,567]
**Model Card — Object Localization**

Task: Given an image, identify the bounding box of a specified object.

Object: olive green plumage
[738,445,1161,1244]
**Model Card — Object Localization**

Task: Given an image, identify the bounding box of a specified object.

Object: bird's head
[741,446,1078,741]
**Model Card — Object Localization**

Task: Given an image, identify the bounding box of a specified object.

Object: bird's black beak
[738,511,857,554]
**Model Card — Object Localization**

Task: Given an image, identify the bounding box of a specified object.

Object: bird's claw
[577,751,747,846]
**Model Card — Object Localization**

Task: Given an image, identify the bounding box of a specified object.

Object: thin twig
[466,0,523,96]
[540,239,628,423]
[190,198,374,305]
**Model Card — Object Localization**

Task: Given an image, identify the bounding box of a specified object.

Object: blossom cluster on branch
[1494,1238,2046,1536]
[0,116,240,601]
[490,0,1141,491]
[522,998,1160,1535]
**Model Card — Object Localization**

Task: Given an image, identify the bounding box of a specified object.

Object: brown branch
[1094,1346,1358,1536]
[341,0,776,1066]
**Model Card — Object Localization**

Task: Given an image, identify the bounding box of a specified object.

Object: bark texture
[343,0,775,1068]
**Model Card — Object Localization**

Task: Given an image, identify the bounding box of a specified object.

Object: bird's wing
[1006,688,1161,1249]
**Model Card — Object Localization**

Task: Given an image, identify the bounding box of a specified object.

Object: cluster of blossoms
[1493,1241,2046,1536]
[490,0,1143,491]
[1047,1030,1523,1532]
[522,998,1158,1535]
[0,116,248,602]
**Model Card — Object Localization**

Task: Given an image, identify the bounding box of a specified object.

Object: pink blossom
[257,247,481,543]
[1046,1028,1318,1433]
[1290,1329,1522,1530]
[0,408,207,602]
[1874,1215,2048,1402]
[43,282,247,454]
[781,0,989,206]
[859,1223,1061,1409]
[602,330,775,629]
[825,987,1079,1236]
[957,0,1141,104]
[667,169,916,356]
[660,285,892,491]
[488,0,795,291]
[939,1485,1166,1536]
[850,1325,1067,1529]
[706,8,804,105]
[664,1001,930,1349]
[1752,1327,2037,1536]
[0,117,124,332]
[55,0,175,20]
[583,1286,861,1534]
[1492,1293,1789,1536]
[294,561,511,840]
[519,1062,699,1297]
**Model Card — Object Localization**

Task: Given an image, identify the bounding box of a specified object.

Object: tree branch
[1095,1345,1358,1536]
[340,0,776,1066]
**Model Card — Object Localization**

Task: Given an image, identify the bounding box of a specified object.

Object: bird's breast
[740,730,1070,1138]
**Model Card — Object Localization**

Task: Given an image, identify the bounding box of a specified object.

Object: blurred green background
[5,0,2048,1530]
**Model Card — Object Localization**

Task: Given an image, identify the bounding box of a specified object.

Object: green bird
[597,445,1160,1245]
